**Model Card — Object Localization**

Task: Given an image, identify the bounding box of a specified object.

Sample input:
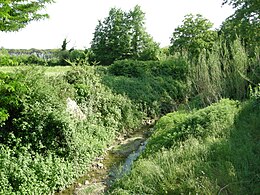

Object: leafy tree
[0,0,54,32]
[169,14,217,58]
[91,8,128,65]
[127,5,159,61]
[90,5,159,65]
[223,0,260,21]
[221,0,260,51]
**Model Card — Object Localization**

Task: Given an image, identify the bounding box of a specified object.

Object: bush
[109,60,154,77]
[0,68,74,156]
[103,75,187,117]
[109,99,254,194]
[144,99,239,155]
[0,144,76,194]
[64,66,143,131]
[0,66,144,194]
[109,58,188,80]
[0,49,19,66]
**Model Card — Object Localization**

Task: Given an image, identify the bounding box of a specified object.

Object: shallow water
[55,125,152,195]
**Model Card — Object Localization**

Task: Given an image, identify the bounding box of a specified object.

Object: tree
[223,0,260,21]
[221,0,260,51]
[0,0,54,32]
[90,5,159,65]
[91,7,128,65]
[169,14,217,58]
[61,38,70,51]
[127,5,159,61]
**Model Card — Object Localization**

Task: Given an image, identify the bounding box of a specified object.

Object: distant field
[0,66,72,76]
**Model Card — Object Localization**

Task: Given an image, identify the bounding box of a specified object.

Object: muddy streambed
[55,124,153,195]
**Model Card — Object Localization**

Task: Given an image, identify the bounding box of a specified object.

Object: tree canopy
[223,0,260,22]
[0,0,54,32]
[221,0,260,50]
[169,14,217,58]
[90,5,159,65]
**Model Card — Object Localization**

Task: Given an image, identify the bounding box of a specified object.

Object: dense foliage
[221,0,260,52]
[109,58,188,80]
[0,66,143,194]
[109,98,260,194]
[170,14,217,58]
[1,2,260,194]
[91,5,159,65]
[187,38,255,106]
[0,0,54,32]
[103,58,189,116]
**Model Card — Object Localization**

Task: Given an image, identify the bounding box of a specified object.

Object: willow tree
[0,0,54,32]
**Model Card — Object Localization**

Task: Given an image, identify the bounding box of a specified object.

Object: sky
[0,0,234,49]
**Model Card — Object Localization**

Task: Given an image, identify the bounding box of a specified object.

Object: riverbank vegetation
[0,66,143,193]
[0,0,259,194]
[109,98,260,194]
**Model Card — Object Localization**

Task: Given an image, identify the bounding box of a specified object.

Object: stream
[55,124,153,195]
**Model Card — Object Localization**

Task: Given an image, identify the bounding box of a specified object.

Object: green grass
[108,99,260,194]
[0,66,72,76]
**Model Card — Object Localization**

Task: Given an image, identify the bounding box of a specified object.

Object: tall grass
[108,99,260,194]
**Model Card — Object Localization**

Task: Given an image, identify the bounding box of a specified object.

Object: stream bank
[56,123,154,195]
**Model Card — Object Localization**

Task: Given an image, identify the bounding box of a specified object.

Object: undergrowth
[0,66,143,194]
[108,99,260,194]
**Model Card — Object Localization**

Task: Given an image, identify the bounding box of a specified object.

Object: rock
[84,180,90,185]
[66,97,86,120]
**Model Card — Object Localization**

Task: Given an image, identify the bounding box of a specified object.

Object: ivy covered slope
[109,98,260,194]
[0,66,142,194]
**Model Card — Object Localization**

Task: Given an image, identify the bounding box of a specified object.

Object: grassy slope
[109,99,260,194]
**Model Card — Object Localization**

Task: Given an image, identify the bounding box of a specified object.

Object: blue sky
[0,0,234,49]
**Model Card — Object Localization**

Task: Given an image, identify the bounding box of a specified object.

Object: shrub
[109,58,188,80]
[103,75,187,117]
[0,65,144,194]
[64,66,143,131]
[0,68,75,156]
[109,99,260,194]
[144,99,239,155]
[109,60,154,77]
